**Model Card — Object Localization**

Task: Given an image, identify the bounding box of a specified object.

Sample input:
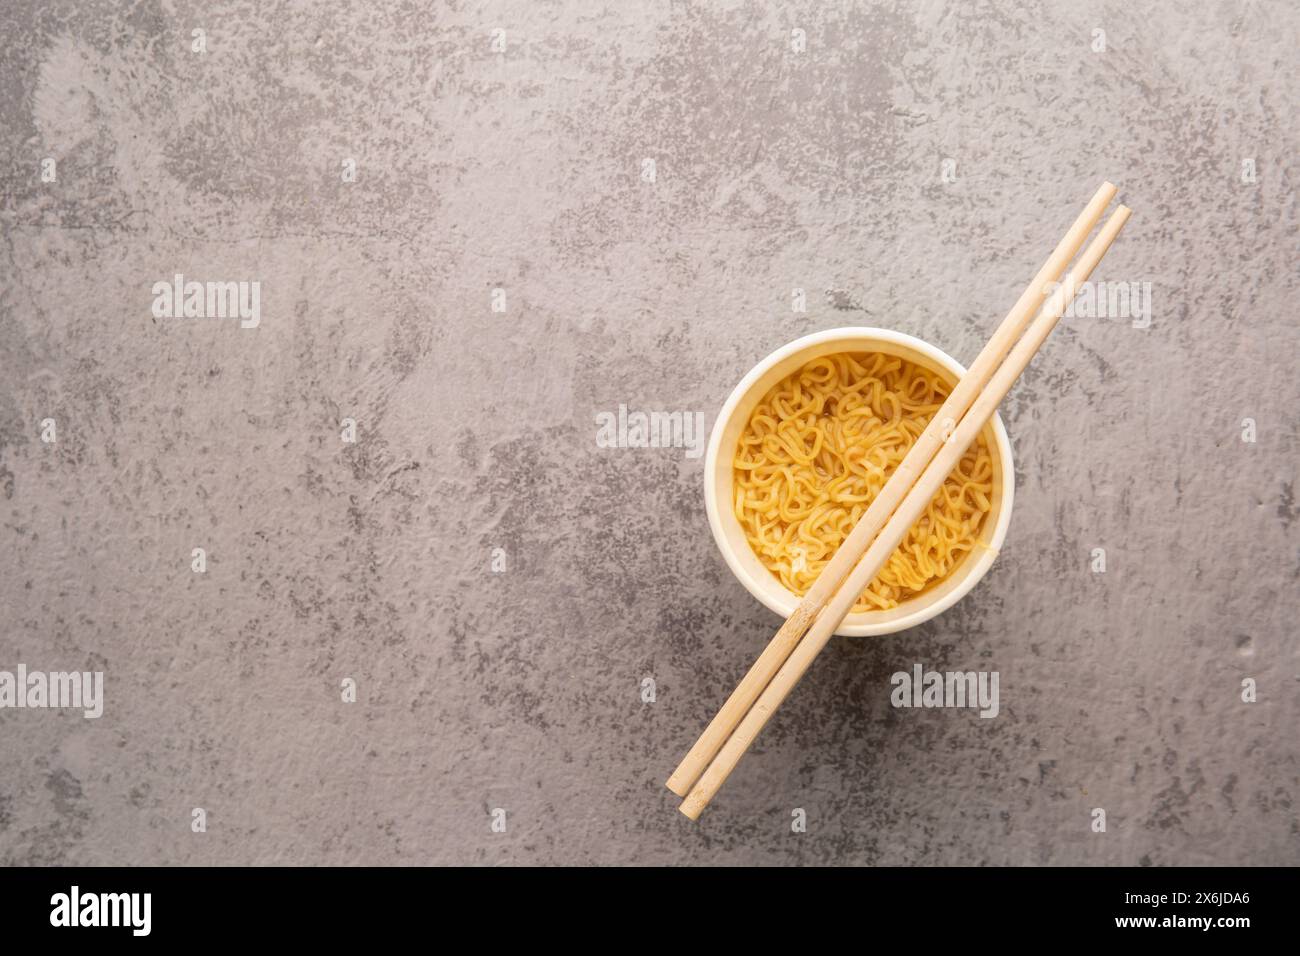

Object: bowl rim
[703,326,1015,637]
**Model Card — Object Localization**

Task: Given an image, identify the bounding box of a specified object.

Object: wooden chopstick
[665,182,1119,799]
[679,203,1132,819]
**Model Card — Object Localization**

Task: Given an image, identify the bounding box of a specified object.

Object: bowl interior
[709,331,1011,637]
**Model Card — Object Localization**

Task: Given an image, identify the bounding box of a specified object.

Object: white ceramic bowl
[704,327,1014,637]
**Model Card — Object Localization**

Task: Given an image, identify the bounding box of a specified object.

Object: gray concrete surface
[1,0,1296,866]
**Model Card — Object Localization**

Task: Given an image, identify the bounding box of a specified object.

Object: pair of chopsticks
[667,182,1131,819]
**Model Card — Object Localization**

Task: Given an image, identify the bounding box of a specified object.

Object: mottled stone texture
[0,0,1296,866]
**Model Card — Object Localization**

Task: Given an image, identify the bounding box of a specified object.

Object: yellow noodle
[733,351,994,612]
